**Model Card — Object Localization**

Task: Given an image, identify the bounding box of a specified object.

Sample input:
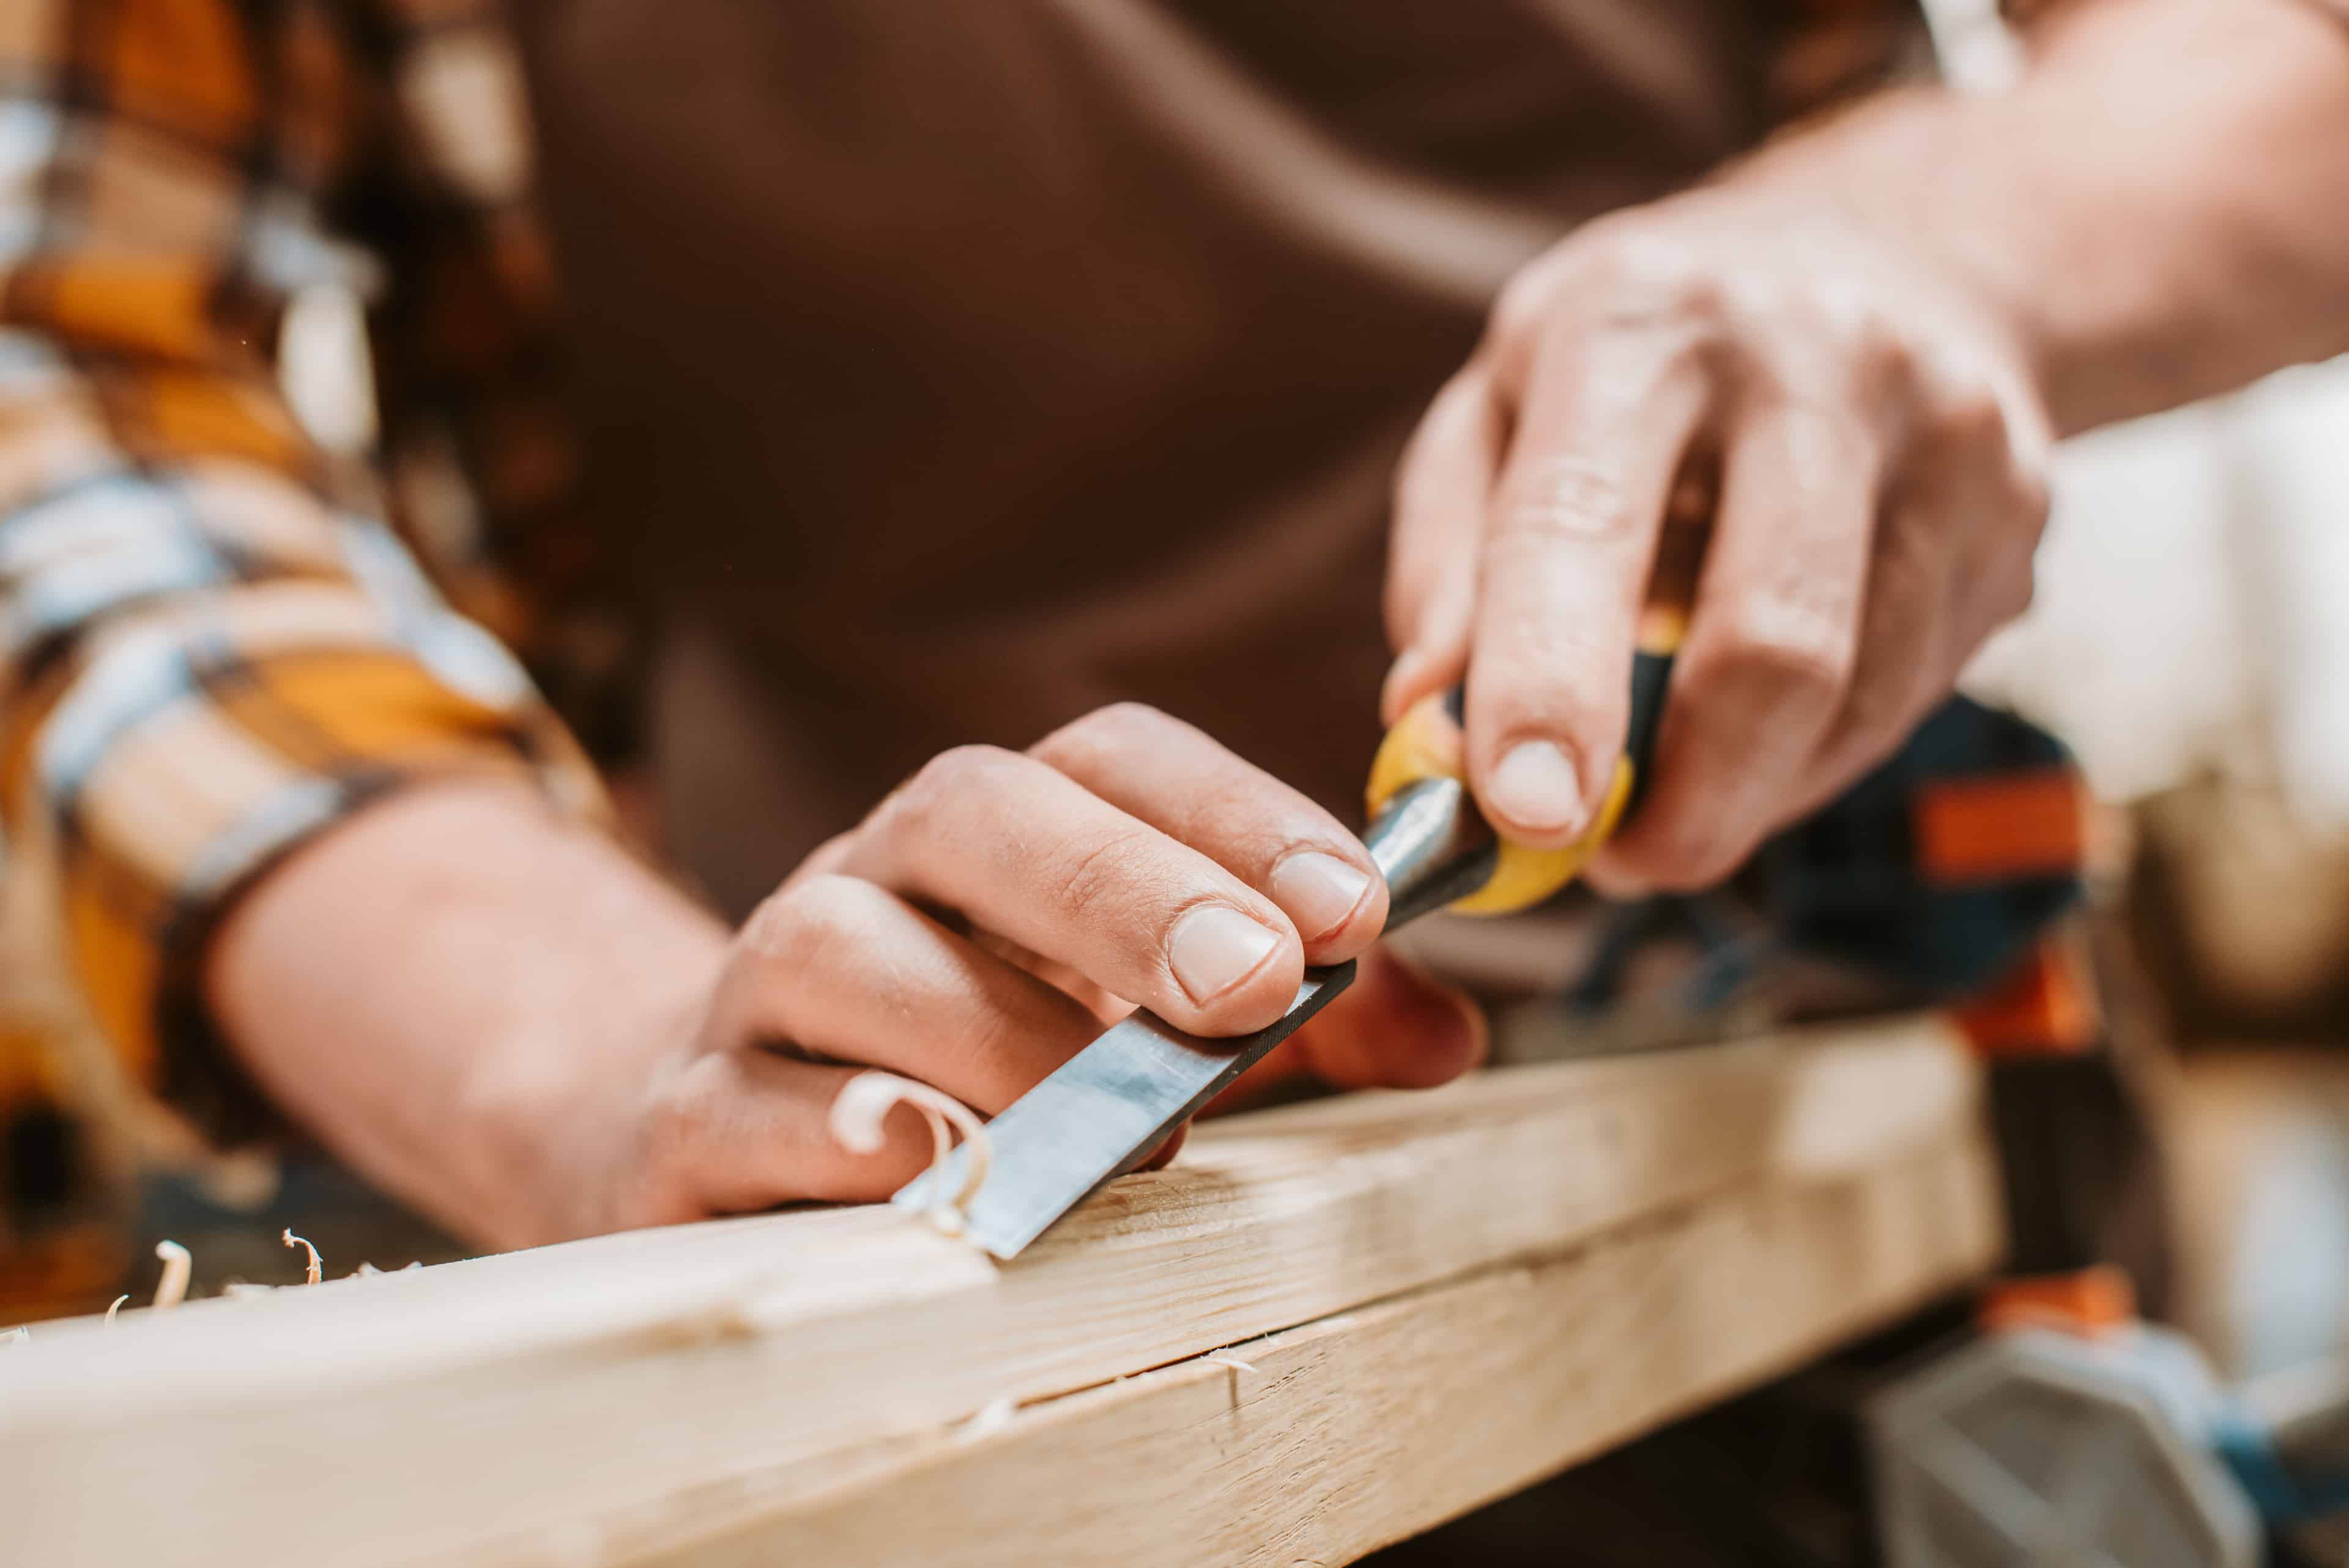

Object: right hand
[571,703,1487,1236]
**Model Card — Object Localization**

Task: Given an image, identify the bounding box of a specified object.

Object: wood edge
[581,1129,2002,1568]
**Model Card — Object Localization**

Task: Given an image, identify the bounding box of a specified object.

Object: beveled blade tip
[887,964,1357,1257]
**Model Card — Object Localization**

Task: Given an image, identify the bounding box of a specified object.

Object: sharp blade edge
[891,962,1357,1258]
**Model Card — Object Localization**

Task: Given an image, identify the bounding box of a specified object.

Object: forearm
[206,784,729,1249]
[1749,0,2349,435]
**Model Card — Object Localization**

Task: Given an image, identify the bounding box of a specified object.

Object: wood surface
[0,1015,1997,1568]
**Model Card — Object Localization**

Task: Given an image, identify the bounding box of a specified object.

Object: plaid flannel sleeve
[0,0,600,1138]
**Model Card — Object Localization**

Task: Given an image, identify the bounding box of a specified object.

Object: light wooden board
[0,1016,1991,1568]
[614,1134,1998,1568]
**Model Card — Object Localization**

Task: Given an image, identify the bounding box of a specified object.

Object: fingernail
[1168,905,1282,1005]
[1269,851,1374,941]
[1486,740,1587,835]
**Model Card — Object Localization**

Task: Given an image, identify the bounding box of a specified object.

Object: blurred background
[3,2,2349,1554]
[1970,357,2349,1381]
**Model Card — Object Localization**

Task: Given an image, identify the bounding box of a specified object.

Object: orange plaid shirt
[0,0,610,1141]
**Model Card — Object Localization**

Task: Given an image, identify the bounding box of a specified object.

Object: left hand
[1382,154,2055,892]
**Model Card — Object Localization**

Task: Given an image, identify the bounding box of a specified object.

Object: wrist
[1740,0,2349,436]
[1729,88,2058,411]
[210,781,732,1249]
[455,913,725,1248]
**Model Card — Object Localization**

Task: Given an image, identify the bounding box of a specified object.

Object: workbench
[0,1014,1998,1567]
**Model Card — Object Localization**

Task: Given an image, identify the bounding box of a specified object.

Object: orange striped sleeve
[0,0,603,1140]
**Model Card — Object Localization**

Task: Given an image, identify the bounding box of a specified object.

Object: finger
[1464,329,1710,850]
[1031,704,1388,962]
[1598,402,1876,890]
[1781,506,1951,823]
[719,874,1105,1112]
[1780,379,2048,821]
[1384,366,1504,724]
[1928,382,2050,663]
[836,745,1304,1035]
[1206,945,1488,1114]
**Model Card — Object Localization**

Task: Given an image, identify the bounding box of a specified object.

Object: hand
[569,704,1485,1235]
[1384,158,2055,891]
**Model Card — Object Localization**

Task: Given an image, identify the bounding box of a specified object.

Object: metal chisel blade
[891,961,1357,1258]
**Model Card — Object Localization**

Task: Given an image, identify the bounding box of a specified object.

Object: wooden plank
[0,1016,1989,1568]
[634,1134,1999,1568]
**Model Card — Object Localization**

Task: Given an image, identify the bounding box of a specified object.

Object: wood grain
[635,1134,1998,1568]
[0,1015,1990,1568]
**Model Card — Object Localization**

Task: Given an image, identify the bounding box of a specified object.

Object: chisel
[893,611,1683,1258]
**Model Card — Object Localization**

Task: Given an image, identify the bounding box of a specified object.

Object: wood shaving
[281,1229,322,1285]
[152,1240,191,1310]
[827,1070,993,1236]
[103,1295,128,1325]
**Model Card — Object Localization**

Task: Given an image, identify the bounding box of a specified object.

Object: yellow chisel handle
[1365,607,1685,916]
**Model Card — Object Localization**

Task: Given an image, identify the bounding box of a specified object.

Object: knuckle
[1491,222,1721,356]
[920,741,1015,794]
[1039,701,1174,768]
[738,875,873,972]
[887,743,1012,833]
[1758,296,1909,404]
[1488,262,1564,349]
[1050,823,1174,925]
[1705,596,1857,699]
[1496,452,1638,548]
[737,887,812,967]
[1586,226,1720,322]
[1928,382,2011,450]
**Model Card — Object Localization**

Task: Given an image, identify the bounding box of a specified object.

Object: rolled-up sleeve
[0,0,600,1137]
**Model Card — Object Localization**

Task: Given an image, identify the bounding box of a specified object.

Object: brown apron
[516,0,1791,918]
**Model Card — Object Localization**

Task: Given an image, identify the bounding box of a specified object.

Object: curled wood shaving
[104,1295,128,1325]
[827,1071,992,1236]
[281,1228,322,1285]
[152,1241,192,1310]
